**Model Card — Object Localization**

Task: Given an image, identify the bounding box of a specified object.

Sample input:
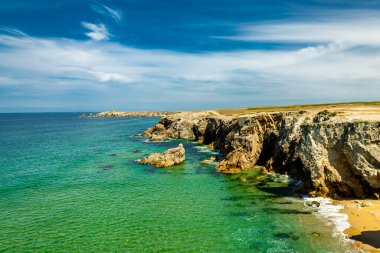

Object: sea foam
[304,197,350,237]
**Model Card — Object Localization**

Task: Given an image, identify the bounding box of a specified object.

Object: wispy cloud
[0,25,28,36]
[221,11,380,47]
[0,10,379,111]
[91,4,123,22]
[82,22,110,41]
[102,5,123,22]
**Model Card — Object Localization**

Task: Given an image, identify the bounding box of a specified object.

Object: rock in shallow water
[305,200,321,208]
[100,165,113,170]
[139,144,185,168]
[98,164,114,173]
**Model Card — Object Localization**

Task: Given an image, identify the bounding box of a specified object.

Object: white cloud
[0,11,380,111]
[102,5,123,22]
[0,76,22,86]
[82,22,110,41]
[91,4,123,22]
[93,71,132,83]
[0,26,28,36]
[220,11,380,47]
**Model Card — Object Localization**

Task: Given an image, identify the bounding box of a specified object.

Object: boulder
[216,148,254,174]
[140,144,185,168]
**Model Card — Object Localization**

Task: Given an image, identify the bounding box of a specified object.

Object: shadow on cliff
[255,183,298,196]
[350,231,380,248]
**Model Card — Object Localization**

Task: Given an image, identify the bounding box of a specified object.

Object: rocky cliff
[142,110,380,198]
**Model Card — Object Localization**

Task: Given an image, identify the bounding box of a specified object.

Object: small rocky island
[139,144,185,167]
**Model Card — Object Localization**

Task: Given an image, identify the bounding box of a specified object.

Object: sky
[0,0,380,112]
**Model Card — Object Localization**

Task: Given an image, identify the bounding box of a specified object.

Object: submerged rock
[305,200,321,208]
[140,144,185,168]
[273,233,291,239]
[239,177,247,183]
[199,160,212,165]
[100,165,113,170]
[98,164,114,173]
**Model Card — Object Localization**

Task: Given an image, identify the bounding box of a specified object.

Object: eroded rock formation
[142,111,380,198]
[139,144,185,167]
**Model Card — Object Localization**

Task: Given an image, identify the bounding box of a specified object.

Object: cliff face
[142,111,380,198]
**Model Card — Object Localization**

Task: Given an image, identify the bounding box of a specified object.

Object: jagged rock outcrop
[296,123,380,198]
[216,148,254,174]
[139,144,185,167]
[141,111,380,198]
[142,111,220,141]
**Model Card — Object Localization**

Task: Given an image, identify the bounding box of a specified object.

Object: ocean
[0,113,356,252]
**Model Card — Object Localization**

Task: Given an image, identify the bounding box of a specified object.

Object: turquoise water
[0,113,355,252]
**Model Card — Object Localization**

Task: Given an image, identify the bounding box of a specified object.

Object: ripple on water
[0,114,357,252]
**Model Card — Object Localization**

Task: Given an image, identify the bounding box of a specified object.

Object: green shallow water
[0,113,355,252]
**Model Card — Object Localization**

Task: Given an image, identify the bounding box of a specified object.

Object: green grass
[317,110,337,117]
[352,120,370,126]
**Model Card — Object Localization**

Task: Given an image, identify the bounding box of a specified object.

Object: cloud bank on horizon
[0,0,379,112]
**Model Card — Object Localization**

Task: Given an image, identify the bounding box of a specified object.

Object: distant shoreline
[80,111,173,118]
[82,101,380,118]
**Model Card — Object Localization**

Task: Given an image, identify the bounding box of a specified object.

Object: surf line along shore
[94,102,380,250]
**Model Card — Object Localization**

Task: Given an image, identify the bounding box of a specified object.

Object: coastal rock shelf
[142,110,380,198]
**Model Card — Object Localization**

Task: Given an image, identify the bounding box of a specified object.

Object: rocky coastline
[80,110,172,118]
[142,110,380,199]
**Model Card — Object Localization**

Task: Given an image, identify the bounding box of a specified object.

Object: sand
[335,199,380,252]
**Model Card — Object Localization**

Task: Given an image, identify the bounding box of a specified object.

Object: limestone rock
[143,123,168,142]
[140,144,185,168]
[216,148,254,174]
[141,110,380,198]
[142,111,220,141]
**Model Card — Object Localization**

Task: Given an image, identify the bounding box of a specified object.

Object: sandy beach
[335,200,380,252]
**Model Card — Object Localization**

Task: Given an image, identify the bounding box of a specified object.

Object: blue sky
[0,0,380,112]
